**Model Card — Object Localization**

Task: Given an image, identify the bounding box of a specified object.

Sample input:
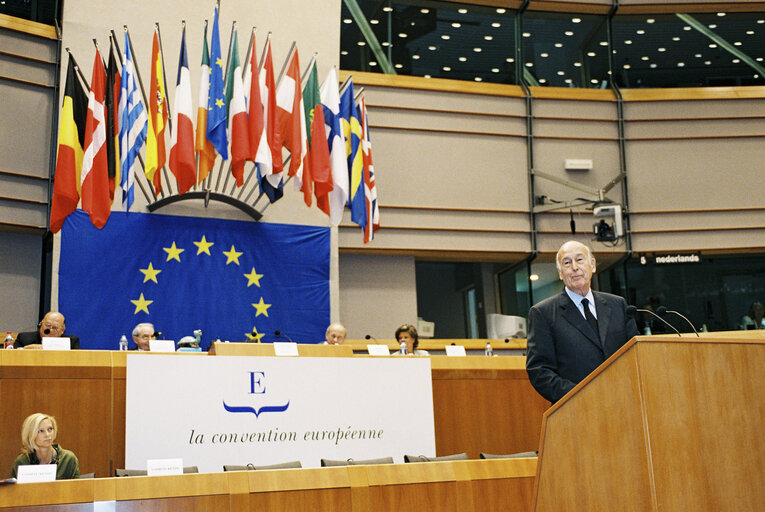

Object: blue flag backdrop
[59,210,330,350]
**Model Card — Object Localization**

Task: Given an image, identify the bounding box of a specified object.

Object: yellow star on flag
[194,235,214,255]
[131,293,153,314]
[223,245,243,265]
[244,267,263,287]
[139,262,162,284]
[245,330,265,343]
[252,297,271,317]
[163,242,184,262]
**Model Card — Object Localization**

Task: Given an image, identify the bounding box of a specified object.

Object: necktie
[581,298,599,337]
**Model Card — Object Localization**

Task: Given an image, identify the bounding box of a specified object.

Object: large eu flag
[59,210,329,350]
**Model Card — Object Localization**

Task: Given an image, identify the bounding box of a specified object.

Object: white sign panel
[445,345,466,357]
[126,355,435,472]
[41,337,71,350]
[146,458,183,476]
[16,464,56,483]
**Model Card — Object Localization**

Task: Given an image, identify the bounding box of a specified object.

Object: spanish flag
[50,53,88,233]
[145,29,168,193]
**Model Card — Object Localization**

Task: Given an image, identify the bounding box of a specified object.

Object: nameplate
[273,342,298,356]
[367,344,391,356]
[445,345,467,357]
[149,339,176,352]
[146,458,183,476]
[41,337,71,350]
[16,463,56,483]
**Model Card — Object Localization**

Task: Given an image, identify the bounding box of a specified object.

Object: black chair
[320,456,394,467]
[404,453,468,463]
[223,461,302,471]
[114,466,198,477]
[479,451,537,459]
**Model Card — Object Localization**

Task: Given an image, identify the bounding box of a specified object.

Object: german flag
[106,39,121,202]
[50,53,88,233]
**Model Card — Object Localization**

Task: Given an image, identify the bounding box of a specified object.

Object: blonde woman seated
[11,413,79,480]
[395,324,429,356]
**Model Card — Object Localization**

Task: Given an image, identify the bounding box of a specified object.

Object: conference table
[0,342,546,511]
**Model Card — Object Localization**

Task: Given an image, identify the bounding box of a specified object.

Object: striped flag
[50,53,88,233]
[243,32,271,176]
[80,49,110,229]
[119,31,147,211]
[276,46,309,204]
[145,28,168,193]
[206,5,228,159]
[319,67,349,226]
[168,26,196,195]
[224,25,250,187]
[303,59,332,215]
[195,24,215,185]
[339,79,366,228]
[105,40,121,202]
[359,95,379,243]
[256,36,283,202]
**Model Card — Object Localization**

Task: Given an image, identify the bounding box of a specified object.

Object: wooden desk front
[0,350,546,478]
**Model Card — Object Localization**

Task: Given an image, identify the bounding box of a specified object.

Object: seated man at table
[324,323,347,345]
[131,322,155,351]
[14,311,80,350]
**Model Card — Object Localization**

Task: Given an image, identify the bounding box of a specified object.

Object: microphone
[274,330,294,342]
[626,305,681,337]
[364,334,377,341]
[656,306,700,337]
[43,328,51,335]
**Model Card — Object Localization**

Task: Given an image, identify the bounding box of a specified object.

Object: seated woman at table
[11,413,80,480]
[395,324,429,356]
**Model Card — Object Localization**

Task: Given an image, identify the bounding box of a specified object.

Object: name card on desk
[273,342,298,356]
[149,340,176,352]
[16,464,56,483]
[367,344,390,356]
[445,345,467,357]
[146,458,183,476]
[42,337,71,350]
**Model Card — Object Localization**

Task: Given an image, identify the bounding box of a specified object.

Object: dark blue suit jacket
[526,290,638,404]
[14,331,81,350]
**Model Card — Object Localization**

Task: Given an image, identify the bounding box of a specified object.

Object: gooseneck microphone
[626,305,682,337]
[43,328,51,335]
[274,330,294,342]
[656,306,700,337]
[364,334,377,341]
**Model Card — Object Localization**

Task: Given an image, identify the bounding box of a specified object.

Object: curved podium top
[534,333,765,512]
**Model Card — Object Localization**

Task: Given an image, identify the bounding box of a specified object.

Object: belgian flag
[50,53,88,233]
[105,40,121,202]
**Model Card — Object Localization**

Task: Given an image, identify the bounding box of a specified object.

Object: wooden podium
[533,334,765,512]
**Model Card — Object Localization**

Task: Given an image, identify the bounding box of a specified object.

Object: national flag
[339,79,366,228]
[319,67,349,226]
[242,32,271,177]
[195,24,215,185]
[168,27,196,195]
[105,40,121,202]
[50,53,88,233]
[207,5,228,159]
[119,31,147,212]
[276,46,310,205]
[145,29,168,193]
[303,60,332,216]
[80,49,110,229]
[257,36,283,202]
[224,26,250,187]
[59,210,330,349]
[359,95,379,243]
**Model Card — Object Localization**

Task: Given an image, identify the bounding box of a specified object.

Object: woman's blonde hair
[21,413,57,454]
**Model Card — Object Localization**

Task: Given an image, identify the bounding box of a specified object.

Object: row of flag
[50,6,379,242]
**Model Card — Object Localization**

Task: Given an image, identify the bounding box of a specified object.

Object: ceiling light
[381,41,390,46]
[506,57,514,63]
[658,47,666,52]
[704,61,711,65]
[485,35,493,40]
[625,40,632,44]
[428,45,437,50]
[624,64,631,69]
[424,74,431,78]
[565,79,572,84]
[732,58,741,63]
[341,50,348,56]
[565,31,574,36]
[717,12,726,16]
[646,18,655,23]
[357,41,366,46]
[539,78,547,84]
[452,22,461,28]
[755,74,760,79]
[459,56,467,62]
[677,62,685,67]
[759,20,765,24]
[758,57,764,62]
[383,6,392,12]
[734,41,742,46]
[525,62,534,67]
[443,66,451,71]
[683,26,691,31]
[399,33,407,38]
[747,30,755,35]
[343,19,352,24]
[650,63,657,68]
[708,24,717,29]
[420,8,429,13]
[672,37,680,41]
[492,22,501,28]
[369,61,377,66]
[695,53,702,58]
[636,30,645,35]
[473,47,482,52]
[599,41,608,46]
[555,43,563,48]
[496,8,506,14]
[591,79,598,84]
[492,68,500,73]
[572,17,581,23]
[370,19,379,24]
[641,56,649,61]
[459,8,468,14]
[557,70,565,75]
[441,34,450,40]
[709,43,717,48]
[523,32,531,37]
[587,51,596,57]
[541,53,549,57]
[474,77,482,82]
[412,54,420,59]
[574,62,582,67]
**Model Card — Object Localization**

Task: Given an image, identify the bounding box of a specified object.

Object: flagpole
[155,22,176,197]
[213,20,237,193]
[338,74,353,96]
[66,48,90,90]
[125,25,160,201]
[275,41,296,89]
[108,31,152,205]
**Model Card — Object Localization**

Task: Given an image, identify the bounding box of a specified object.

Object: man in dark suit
[526,241,638,404]
[14,311,81,349]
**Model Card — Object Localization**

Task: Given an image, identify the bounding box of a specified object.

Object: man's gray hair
[132,322,154,337]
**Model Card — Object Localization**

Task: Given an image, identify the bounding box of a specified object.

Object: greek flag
[119,32,147,211]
